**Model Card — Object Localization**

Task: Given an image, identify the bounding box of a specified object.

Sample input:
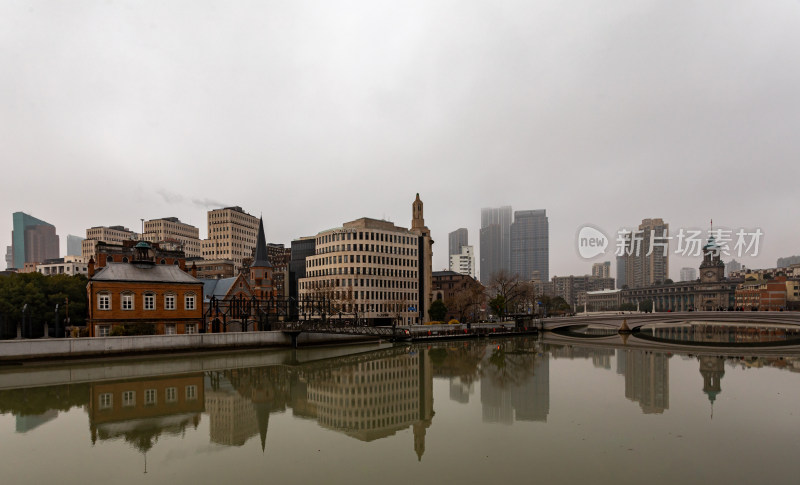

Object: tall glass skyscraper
[510,209,549,282]
[479,206,512,284]
[11,212,59,269]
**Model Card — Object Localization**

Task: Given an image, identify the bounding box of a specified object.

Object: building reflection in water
[6,337,800,459]
[201,347,434,459]
[87,374,204,454]
[480,339,549,423]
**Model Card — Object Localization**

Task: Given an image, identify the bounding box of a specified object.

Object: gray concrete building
[448,228,468,258]
[510,209,549,282]
[479,206,512,284]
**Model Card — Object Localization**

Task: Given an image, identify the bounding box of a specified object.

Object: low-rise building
[36,256,89,276]
[583,289,623,312]
[432,270,485,322]
[86,242,203,337]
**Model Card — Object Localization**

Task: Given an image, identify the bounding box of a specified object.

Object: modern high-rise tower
[510,209,549,282]
[619,218,670,288]
[448,228,468,258]
[10,212,59,269]
[479,206,512,284]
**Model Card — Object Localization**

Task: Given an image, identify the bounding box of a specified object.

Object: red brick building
[86,241,204,337]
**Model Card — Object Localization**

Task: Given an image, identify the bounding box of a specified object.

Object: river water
[1,330,799,485]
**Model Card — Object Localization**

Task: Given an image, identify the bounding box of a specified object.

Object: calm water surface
[1,333,799,485]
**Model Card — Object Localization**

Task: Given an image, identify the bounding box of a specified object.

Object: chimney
[88,256,95,278]
[191,262,197,278]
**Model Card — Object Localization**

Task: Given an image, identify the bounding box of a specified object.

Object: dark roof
[202,277,237,300]
[252,217,272,268]
[92,263,200,284]
[433,270,464,277]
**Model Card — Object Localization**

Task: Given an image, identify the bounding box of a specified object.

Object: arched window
[122,257,129,263]
[160,259,167,265]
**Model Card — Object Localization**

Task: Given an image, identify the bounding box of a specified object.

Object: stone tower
[411,194,434,323]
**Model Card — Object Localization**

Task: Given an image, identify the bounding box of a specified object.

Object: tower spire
[252,217,271,268]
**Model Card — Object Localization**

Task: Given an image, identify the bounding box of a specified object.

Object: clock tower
[699,234,725,283]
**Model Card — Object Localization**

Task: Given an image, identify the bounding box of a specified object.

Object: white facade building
[449,245,476,278]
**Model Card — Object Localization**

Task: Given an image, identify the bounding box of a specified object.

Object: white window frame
[165,293,176,311]
[98,293,111,311]
[122,391,136,407]
[144,293,155,310]
[145,388,157,406]
[185,323,198,335]
[121,292,134,310]
[186,385,197,400]
[99,393,113,410]
[165,387,178,403]
[165,324,176,335]
[98,325,110,337]
[185,293,196,311]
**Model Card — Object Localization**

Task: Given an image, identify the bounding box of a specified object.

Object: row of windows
[306,267,418,279]
[317,231,417,246]
[97,385,198,409]
[309,253,417,267]
[97,292,196,311]
[301,278,417,291]
[314,243,418,257]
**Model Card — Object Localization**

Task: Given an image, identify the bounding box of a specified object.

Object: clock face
[705,270,716,278]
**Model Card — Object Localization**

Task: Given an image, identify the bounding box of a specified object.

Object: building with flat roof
[299,194,435,326]
[592,261,611,278]
[202,206,259,270]
[448,228,468,258]
[680,267,697,282]
[618,218,669,289]
[36,255,89,277]
[449,245,475,278]
[10,212,59,270]
[510,209,549,283]
[82,226,138,261]
[479,206,512,284]
[143,217,201,259]
[67,235,84,257]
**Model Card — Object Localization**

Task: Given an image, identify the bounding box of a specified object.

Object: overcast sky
[2,0,799,278]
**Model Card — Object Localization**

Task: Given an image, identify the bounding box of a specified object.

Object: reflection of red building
[88,374,205,452]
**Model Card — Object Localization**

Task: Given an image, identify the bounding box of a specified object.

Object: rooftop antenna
[140,218,144,239]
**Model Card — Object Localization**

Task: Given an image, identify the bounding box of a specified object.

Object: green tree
[428,299,448,322]
[489,295,506,320]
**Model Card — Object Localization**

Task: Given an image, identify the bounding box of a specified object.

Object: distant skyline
[3,1,799,276]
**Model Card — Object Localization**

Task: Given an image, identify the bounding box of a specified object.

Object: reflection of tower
[414,348,434,461]
[481,344,549,423]
[624,351,669,414]
[699,356,725,418]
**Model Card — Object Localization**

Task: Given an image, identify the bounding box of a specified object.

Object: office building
[66,235,84,257]
[479,206,512,284]
[777,255,800,268]
[10,212,60,270]
[299,195,432,325]
[143,217,201,258]
[680,267,697,282]
[619,218,669,289]
[289,236,316,301]
[725,259,742,277]
[449,245,475,278]
[510,209,549,282]
[448,228,468,258]
[82,226,138,261]
[202,206,259,270]
[592,261,611,278]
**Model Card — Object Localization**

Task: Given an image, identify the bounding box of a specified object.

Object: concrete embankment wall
[0,332,377,362]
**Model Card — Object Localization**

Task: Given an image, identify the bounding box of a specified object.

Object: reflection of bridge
[541,311,800,357]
